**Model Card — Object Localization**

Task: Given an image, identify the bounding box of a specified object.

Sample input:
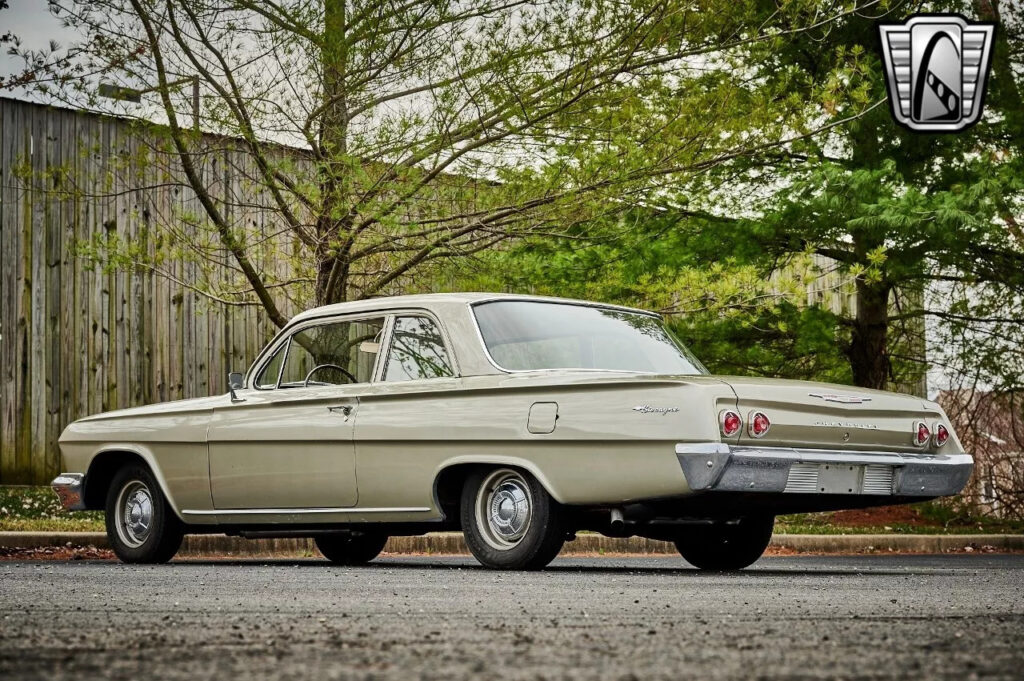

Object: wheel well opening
[84,451,148,510]
[434,463,550,529]
[433,464,486,529]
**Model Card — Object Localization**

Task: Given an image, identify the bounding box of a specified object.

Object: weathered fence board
[0,98,295,484]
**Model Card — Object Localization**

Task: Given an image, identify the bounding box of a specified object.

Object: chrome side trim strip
[181,506,432,516]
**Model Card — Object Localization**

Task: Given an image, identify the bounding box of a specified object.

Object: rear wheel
[105,464,184,564]
[674,516,774,571]
[315,534,389,565]
[461,468,566,570]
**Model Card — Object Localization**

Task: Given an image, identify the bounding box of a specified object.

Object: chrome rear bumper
[675,443,973,498]
[51,473,87,510]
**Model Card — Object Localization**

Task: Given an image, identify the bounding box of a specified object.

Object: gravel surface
[1,554,1022,680]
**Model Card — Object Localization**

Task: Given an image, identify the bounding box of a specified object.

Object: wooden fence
[0,97,298,484]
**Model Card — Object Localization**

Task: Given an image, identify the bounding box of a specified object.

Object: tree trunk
[844,101,892,391]
[316,0,349,306]
[848,277,891,390]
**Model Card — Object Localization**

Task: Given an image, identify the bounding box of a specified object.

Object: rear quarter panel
[353,374,734,509]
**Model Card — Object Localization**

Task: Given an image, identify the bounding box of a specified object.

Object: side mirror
[228,372,245,402]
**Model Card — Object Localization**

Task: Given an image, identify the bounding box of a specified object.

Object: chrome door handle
[327,405,353,416]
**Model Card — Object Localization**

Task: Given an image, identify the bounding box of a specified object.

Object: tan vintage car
[52,293,973,570]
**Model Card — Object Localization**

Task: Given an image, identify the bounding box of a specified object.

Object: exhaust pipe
[609,508,625,533]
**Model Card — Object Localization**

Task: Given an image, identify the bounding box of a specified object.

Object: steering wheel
[303,364,357,387]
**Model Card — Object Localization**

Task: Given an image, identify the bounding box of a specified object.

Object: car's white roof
[290,292,656,325]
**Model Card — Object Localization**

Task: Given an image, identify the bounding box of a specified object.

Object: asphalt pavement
[1,554,1022,680]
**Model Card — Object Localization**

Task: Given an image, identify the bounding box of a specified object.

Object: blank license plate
[817,463,864,494]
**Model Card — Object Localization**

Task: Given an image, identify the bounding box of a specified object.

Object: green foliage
[670,302,851,382]
[445,211,854,380]
[445,0,1023,395]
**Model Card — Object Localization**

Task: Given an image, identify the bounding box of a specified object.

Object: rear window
[473,301,706,374]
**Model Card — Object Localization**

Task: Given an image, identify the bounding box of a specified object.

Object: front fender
[60,439,213,521]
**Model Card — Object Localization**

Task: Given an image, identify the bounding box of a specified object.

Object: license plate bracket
[817,463,864,494]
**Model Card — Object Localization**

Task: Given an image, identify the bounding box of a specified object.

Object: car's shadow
[168,555,959,578]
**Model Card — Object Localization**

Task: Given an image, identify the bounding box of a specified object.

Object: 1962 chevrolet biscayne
[52,293,973,570]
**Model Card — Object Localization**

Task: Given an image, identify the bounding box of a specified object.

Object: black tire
[315,534,389,565]
[104,464,184,564]
[674,516,774,571]
[461,467,566,570]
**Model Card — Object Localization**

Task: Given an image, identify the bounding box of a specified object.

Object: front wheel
[315,534,389,565]
[105,465,184,564]
[461,468,566,570]
[674,516,774,571]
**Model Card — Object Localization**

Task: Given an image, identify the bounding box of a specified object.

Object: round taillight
[749,411,771,438]
[913,421,930,447]
[934,424,949,447]
[720,410,742,437]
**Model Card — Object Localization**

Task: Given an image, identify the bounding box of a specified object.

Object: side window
[383,316,455,381]
[254,343,286,389]
[277,317,386,388]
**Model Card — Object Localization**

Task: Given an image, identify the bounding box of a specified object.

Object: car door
[352,314,460,509]
[207,314,386,510]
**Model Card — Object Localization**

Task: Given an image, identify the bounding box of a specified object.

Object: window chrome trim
[372,315,397,383]
[271,335,290,389]
[467,299,704,376]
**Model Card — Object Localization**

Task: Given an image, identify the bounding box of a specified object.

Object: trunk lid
[717,377,947,453]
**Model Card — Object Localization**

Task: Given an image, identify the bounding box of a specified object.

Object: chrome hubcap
[116,481,153,548]
[476,469,532,550]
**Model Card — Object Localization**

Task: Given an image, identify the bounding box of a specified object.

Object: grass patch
[0,517,106,532]
[777,501,1024,535]
[775,518,949,535]
[0,486,105,532]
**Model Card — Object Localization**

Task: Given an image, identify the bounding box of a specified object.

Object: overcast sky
[1,1,83,98]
